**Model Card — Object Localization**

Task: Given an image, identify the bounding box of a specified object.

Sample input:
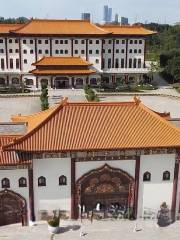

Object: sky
[0,0,179,24]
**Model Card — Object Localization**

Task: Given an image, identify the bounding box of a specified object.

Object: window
[133,58,137,68]
[138,58,141,68]
[96,50,99,54]
[45,40,49,44]
[138,49,142,53]
[143,172,151,182]
[60,40,63,44]
[122,40,125,44]
[108,58,111,68]
[89,40,93,44]
[59,175,67,186]
[15,49,19,53]
[0,78,5,84]
[1,178,10,188]
[108,49,111,53]
[1,59,5,69]
[102,58,105,69]
[95,59,99,63]
[129,58,132,68]
[90,78,97,85]
[129,40,133,44]
[65,40,68,44]
[81,40,85,44]
[23,49,27,54]
[12,77,19,84]
[121,58,125,68]
[19,177,27,187]
[30,49,34,54]
[163,171,170,181]
[115,58,119,68]
[30,39,34,44]
[9,49,13,53]
[102,49,105,53]
[121,49,125,53]
[0,49,4,53]
[16,59,20,69]
[74,50,78,54]
[89,50,92,54]
[15,39,18,44]
[108,40,112,44]
[38,176,46,186]
[55,49,59,54]
[116,40,119,44]
[65,50,68,54]
[116,49,119,53]
[23,39,26,44]
[74,40,78,44]
[24,59,27,64]
[96,40,99,44]
[81,50,85,54]
[102,39,105,44]
[10,58,13,69]
[55,40,59,44]
[134,40,138,44]
[0,39,3,43]
[38,49,42,54]
[38,40,42,44]
[139,40,143,44]
[45,49,49,54]
[9,39,13,43]
[60,50,63,54]
[25,78,33,85]
[129,49,132,53]
[134,49,137,53]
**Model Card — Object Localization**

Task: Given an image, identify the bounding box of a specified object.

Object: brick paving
[0,219,180,240]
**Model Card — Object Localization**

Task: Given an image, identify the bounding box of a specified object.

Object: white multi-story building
[0,19,155,89]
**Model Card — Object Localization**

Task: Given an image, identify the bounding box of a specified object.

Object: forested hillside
[144,23,180,83]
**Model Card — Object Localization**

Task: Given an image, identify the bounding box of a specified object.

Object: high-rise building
[108,8,112,22]
[103,5,112,23]
[121,17,129,25]
[114,14,119,24]
[81,13,91,21]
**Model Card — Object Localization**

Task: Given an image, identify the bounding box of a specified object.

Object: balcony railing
[102,67,150,74]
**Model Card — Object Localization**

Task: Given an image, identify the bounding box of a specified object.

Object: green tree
[40,84,49,110]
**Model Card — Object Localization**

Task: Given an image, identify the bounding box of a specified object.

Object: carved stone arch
[0,189,28,226]
[75,164,134,218]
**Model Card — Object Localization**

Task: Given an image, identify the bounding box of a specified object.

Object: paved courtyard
[0,219,180,240]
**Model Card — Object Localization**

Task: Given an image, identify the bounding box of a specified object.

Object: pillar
[71,158,76,219]
[28,168,35,222]
[134,156,140,218]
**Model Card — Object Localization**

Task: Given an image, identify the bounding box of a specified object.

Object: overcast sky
[0,0,179,24]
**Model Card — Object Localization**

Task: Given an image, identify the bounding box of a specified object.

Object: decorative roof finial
[62,97,68,106]
[133,96,141,105]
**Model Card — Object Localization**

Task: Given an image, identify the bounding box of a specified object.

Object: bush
[48,217,60,227]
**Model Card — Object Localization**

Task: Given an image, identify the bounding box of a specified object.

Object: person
[157,202,171,227]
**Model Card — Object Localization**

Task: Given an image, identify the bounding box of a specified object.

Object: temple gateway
[0,97,180,226]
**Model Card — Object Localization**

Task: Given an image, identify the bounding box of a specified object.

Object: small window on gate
[59,175,67,186]
[19,177,27,187]
[143,172,151,182]
[38,176,46,187]
[163,171,170,181]
[1,178,10,188]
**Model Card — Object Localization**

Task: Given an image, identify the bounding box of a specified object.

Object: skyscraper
[121,17,129,25]
[103,5,112,23]
[108,8,112,22]
[81,13,91,21]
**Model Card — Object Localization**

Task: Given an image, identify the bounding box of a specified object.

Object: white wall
[33,157,71,219]
[138,154,175,218]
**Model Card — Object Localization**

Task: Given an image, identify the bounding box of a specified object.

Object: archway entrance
[75,164,135,218]
[0,190,27,226]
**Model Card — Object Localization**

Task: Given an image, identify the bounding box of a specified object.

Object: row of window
[1,175,67,188]
[102,58,142,69]
[143,171,171,182]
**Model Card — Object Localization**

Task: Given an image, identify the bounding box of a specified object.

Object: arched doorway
[0,189,27,226]
[75,164,134,218]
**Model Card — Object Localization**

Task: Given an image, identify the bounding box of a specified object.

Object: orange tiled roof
[99,25,156,36]
[30,69,96,75]
[11,104,59,132]
[33,57,92,66]
[0,23,23,34]
[3,97,180,152]
[0,135,31,166]
[11,19,110,35]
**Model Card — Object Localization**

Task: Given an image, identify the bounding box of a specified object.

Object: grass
[175,88,180,94]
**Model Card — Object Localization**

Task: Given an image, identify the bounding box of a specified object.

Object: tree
[40,84,49,111]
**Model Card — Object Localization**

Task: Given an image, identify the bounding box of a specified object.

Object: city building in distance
[103,5,112,23]
[121,17,129,25]
[81,12,91,21]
